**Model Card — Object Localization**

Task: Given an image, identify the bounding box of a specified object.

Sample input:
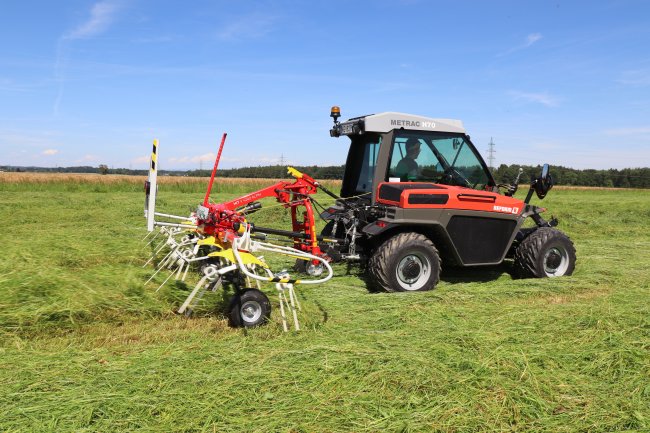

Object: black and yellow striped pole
[145,139,159,232]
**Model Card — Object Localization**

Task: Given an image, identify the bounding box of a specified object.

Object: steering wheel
[439,167,471,188]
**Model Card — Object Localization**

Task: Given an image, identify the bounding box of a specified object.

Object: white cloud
[169,152,218,164]
[604,127,650,136]
[498,32,543,56]
[0,130,60,147]
[525,33,543,47]
[55,1,121,115]
[131,155,151,164]
[216,13,278,41]
[133,35,175,44]
[509,90,560,107]
[166,153,292,167]
[617,69,650,87]
[75,154,99,163]
[65,1,121,40]
[42,149,59,156]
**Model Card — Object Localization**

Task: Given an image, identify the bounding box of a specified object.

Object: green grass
[1,181,649,432]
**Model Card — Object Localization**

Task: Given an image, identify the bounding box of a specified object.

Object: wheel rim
[543,246,570,276]
[240,300,262,323]
[306,262,324,276]
[396,252,431,290]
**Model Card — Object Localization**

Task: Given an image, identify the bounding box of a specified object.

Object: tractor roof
[356,112,466,134]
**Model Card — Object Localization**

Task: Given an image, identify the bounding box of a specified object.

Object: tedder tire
[513,227,576,278]
[228,289,271,328]
[368,232,441,292]
[293,259,324,276]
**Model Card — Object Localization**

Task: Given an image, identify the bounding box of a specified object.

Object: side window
[354,138,381,192]
[388,137,443,182]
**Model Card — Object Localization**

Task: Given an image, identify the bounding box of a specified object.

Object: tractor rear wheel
[513,227,576,278]
[367,232,441,292]
[228,289,271,328]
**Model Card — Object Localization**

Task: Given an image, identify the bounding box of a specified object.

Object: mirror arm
[524,179,536,204]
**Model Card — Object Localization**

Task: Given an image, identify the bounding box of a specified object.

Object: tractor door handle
[456,194,496,203]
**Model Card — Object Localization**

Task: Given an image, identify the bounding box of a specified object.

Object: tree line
[2,164,650,188]
[492,164,650,189]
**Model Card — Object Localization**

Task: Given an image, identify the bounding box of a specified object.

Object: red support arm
[203,132,228,206]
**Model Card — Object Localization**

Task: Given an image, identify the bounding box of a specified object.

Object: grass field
[1,173,649,432]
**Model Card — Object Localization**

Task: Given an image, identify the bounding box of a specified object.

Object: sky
[1,0,649,170]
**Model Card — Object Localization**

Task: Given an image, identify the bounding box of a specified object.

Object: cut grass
[0,181,648,432]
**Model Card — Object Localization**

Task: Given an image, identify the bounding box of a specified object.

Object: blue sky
[1,0,649,170]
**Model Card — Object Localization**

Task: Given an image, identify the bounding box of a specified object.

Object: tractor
[318,107,577,292]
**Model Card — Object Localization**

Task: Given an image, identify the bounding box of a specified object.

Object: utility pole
[487,137,496,171]
[279,154,285,178]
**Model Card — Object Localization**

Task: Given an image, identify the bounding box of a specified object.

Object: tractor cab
[330,108,496,201]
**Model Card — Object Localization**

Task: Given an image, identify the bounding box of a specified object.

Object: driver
[395,138,421,180]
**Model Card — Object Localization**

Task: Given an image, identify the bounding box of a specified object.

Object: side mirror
[534,163,553,199]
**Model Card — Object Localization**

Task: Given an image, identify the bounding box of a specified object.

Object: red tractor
[319,107,576,292]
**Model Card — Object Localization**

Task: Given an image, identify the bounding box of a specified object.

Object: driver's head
[405,138,421,157]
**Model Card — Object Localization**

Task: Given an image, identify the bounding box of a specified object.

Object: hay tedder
[142,134,337,330]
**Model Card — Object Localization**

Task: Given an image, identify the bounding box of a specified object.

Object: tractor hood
[376,181,525,216]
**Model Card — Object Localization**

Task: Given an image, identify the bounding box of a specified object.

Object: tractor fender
[319,204,346,221]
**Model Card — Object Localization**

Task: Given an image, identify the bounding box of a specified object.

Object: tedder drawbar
[142,107,577,329]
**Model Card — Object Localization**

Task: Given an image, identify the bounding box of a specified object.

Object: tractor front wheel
[367,232,441,292]
[513,227,576,278]
[228,289,271,328]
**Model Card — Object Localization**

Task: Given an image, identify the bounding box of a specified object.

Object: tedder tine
[155,270,176,293]
[178,276,210,314]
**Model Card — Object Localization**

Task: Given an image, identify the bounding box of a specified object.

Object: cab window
[387,131,492,189]
[388,137,442,181]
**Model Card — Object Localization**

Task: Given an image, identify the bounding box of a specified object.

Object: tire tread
[367,232,440,292]
[513,227,576,278]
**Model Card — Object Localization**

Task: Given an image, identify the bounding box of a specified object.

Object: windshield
[388,131,493,190]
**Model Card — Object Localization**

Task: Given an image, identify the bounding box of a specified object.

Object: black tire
[513,227,576,278]
[367,232,441,292]
[228,289,271,328]
[293,259,324,276]
[321,220,337,237]
[320,220,345,262]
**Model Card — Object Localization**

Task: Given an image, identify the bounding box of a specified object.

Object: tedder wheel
[228,289,271,328]
[293,258,324,276]
[367,232,441,292]
[513,227,576,278]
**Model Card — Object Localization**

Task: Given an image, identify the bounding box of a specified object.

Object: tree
[98,164,109,175]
